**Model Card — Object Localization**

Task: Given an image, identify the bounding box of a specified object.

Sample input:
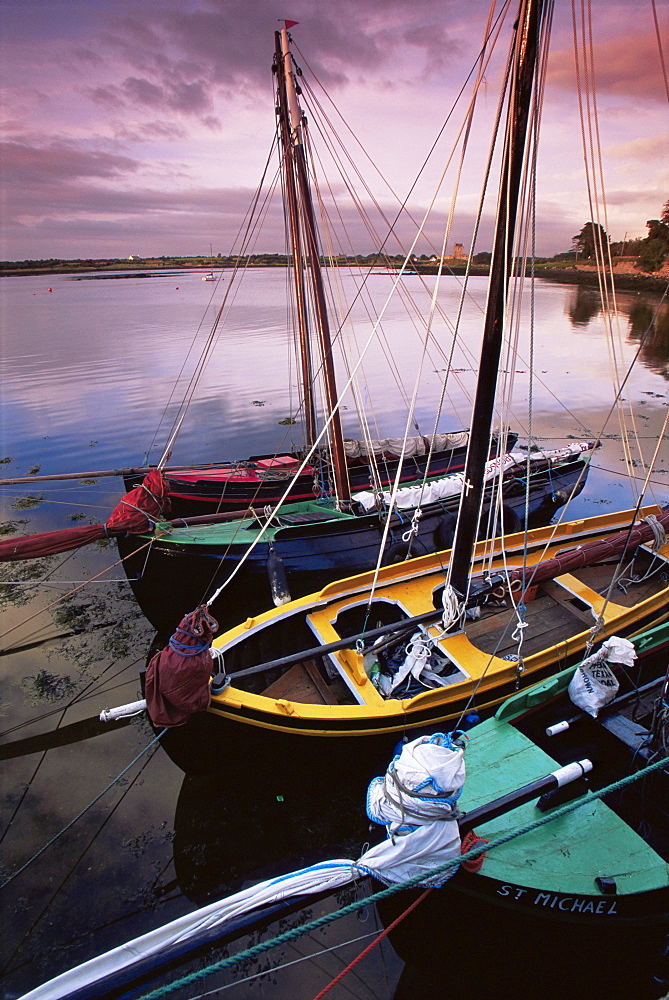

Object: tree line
[571,200,669,272]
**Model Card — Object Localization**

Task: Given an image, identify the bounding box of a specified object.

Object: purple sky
[1,0,667,261]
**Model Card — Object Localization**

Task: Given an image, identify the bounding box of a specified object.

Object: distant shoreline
[0,258,666,294]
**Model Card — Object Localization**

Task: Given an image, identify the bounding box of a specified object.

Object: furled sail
[352,442,594,512]
[0,469,170,561]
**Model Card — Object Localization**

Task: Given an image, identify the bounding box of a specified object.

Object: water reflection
[626,298,669,378]
[567,285,601,326]
[2,271,669,997]
[173,757,378,905]
[566,286,669,377]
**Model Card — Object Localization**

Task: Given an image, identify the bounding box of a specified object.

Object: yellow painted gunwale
[207,504,668,737]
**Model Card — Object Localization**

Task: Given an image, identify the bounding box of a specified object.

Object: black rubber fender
[267,544,291,606]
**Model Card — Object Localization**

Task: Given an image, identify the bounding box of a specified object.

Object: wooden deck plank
[262,662,337,704]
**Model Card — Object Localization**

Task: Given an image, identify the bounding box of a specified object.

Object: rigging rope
[0,730,166,890]
[311,888,432,1000]
[130,752,669,1000]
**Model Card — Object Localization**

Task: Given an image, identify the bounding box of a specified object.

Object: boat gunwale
[206,594,669,731]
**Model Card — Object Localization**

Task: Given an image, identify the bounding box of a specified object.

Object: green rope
[0,729,167,890]
[135,752,669,1000]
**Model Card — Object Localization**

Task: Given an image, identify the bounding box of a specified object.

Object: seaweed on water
[50,588,153,672]
[11,494,44,510]
[0,556,56,609]
[21,668,76,705]
[0,518,28,537]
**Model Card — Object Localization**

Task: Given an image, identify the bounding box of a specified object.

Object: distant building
[453,243,468,260]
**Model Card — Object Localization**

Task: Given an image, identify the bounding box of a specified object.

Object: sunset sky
[1,0,667,262]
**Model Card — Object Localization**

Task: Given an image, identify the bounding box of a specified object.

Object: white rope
[642,513,668,551]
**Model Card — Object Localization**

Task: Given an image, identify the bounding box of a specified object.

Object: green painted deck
[151,500,351,545]
[461,716,668,897]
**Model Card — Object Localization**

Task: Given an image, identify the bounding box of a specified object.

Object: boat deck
[464,709,669,894]
[223,526,669,714]
[465,549,668,660]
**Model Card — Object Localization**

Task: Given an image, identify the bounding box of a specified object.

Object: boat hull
[377,874,669,998]
[372,620,669,998]
[123,433,517,517]
[149,614,669,773]
[119,456,586,634]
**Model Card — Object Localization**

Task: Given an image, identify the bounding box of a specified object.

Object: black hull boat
[87,622,669,1000]
[375,620,669,999]
[118,451,588,635]
[122,432,516,518]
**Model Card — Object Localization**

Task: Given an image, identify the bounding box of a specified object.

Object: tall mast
[273,33,317,445]
[450,0,545,597]
[275,27,350,503]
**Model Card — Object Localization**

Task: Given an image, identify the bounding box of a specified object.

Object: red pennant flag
[283,20,299,29]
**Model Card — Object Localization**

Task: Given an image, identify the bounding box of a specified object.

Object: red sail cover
[145,606,219,727]
[508,507,669,590]
[0,469,170,561]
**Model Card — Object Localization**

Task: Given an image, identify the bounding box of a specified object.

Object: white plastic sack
[567,636,634,717]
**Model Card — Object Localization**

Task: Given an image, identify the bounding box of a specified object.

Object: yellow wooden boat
[113,13,669,777]
[140,503,669,772]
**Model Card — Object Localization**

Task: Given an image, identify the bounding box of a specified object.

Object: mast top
[278,27,303,144]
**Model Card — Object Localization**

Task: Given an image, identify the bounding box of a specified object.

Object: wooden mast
[450,0,546,598]
[276,27,350,504]
[273,32,317,446]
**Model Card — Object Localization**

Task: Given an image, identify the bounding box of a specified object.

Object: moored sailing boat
[118,440,592,633]
[58,620,669,1000]
[123,1,669,773]
[122,428,513,518]
[115,21,593,632]
[137,502,669,773]
[375,617,669,998]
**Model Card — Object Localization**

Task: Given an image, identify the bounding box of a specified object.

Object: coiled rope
[131,752,669,1000]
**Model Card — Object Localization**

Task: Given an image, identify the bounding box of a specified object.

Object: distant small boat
[202,271,215,281]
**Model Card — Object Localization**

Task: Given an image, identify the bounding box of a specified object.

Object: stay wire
[130,752,669,1000]
[0,729,166,891]
[186,927,387,1000]
[651,0,669,102]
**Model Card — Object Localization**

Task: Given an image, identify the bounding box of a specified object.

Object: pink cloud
[548,31,667,102]
[1,140,141,184]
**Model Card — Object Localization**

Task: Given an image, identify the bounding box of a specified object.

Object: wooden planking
[261,659,338,704]
[465,590,586,658]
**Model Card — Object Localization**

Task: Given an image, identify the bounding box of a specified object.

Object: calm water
[0,269,668,999]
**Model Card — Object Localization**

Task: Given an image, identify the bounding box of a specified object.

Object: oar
[458,759,592,834]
